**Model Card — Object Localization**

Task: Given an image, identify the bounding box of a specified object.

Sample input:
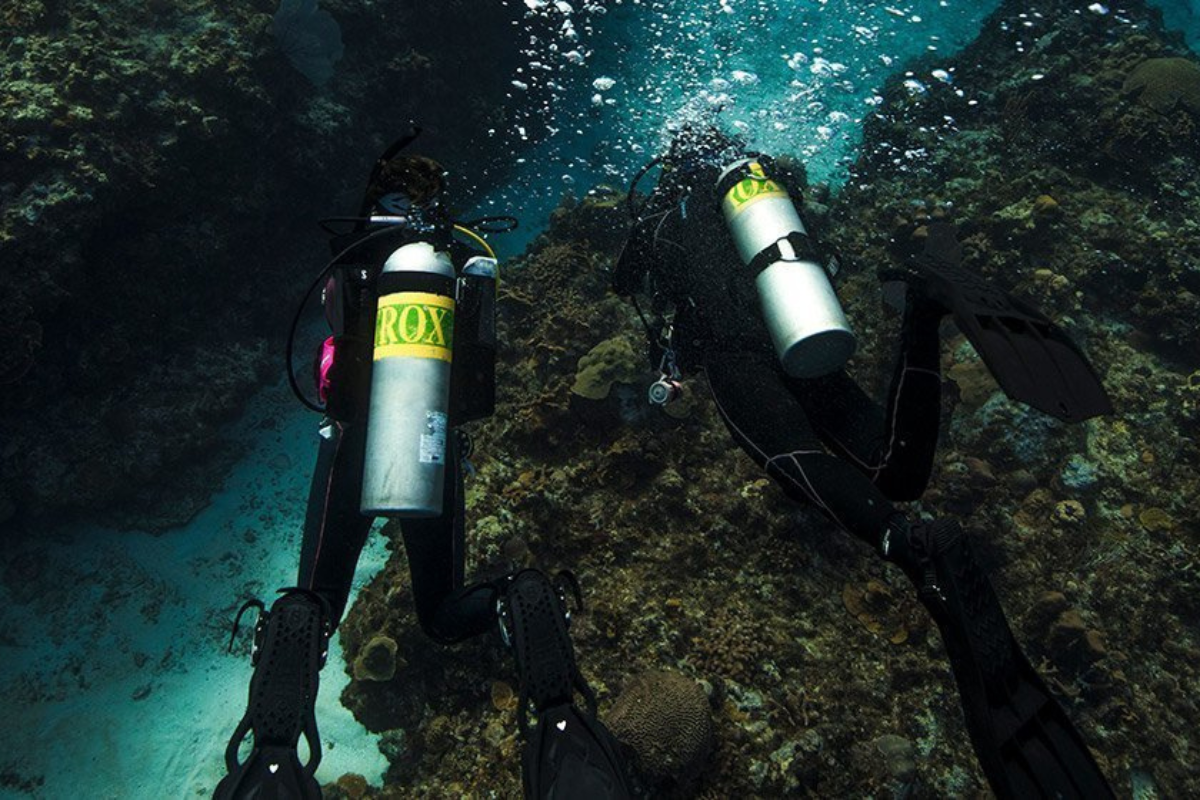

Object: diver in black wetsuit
[613,125,1114,799]
[214,131,631,800]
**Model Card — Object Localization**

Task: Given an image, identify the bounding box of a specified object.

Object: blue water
[470,0,1002,255]
[470,0,1197,256]
[0,381,388,798]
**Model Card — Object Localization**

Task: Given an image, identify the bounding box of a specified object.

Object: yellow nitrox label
[374,292,455,362]
[722,161,788,217]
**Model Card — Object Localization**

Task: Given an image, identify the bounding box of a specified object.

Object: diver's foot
[215,589,331,800]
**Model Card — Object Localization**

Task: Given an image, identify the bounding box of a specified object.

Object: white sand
[0,383,389,799]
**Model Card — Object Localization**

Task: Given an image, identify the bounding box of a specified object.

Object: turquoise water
[472,0,1003,254]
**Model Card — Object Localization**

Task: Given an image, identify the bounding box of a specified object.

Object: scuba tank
[450,256,497,424]
[360,241,457,517]
[716,158,857,378]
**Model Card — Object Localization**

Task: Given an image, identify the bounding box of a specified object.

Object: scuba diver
[214,129,632,800]
[612,124,1115,799]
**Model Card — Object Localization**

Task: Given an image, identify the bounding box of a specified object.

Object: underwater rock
[1030,592,1107,675]
[0,0,542,532]
[607,670,715,786]
[490,680,517,712]
[0,492,15,526]
[946,357,995,410]
[692,606,770,684]
[1137,506,1175,532]
[352,634,400,682]
[1123,57,1200,116]
[546,190,630,253]
[322,772,375,800]
[1059,453,1101,494]
[1032,194,1063,220]
[1048,609,1108,672]
[1053,498,1087,525]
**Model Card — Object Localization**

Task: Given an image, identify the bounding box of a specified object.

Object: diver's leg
[871,298,943,497]
[399,437,631,797]
[217,326,374,799]
[497,569,634,799]
[882,517,1113,799]
[399,433,497,644]
[296,417,375,625]
[215,418,368,800]
[791,297,943,500]
[704,349,897,548]
[708,351,1110,797]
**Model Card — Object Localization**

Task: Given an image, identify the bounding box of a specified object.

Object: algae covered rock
[571,336,645,400]
[1123,57,1200,116]
[607,670,714,785]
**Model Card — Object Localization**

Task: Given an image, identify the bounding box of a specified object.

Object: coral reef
[6,0,1197,795]
[352,634,401,683]
[570,336,646,401]
[1123,56,1200,115]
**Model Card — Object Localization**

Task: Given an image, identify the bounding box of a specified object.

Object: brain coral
[607,670,714,784]
[1123,57,1200,116]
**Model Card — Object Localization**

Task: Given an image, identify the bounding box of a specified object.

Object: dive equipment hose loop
[627,156,664,221]
[286,223,428,413]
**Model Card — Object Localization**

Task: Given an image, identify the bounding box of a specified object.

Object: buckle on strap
[889,522,948,605]
[747,231,816,276]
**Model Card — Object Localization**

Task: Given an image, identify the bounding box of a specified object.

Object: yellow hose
[452,224,500,286]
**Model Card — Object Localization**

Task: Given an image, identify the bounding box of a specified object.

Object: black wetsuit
[296,236,497,640]
[616,161,943,549]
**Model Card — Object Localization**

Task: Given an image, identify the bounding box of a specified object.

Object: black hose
[456,215,519,233]
[626,156,663,221]
[285,225,412,412]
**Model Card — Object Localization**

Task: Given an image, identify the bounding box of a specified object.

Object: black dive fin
[524,702,634,800]
[887,222,1113,422]
[214,590,329,800]
[912,520,1114,799]
[501,570,633,800]
[215,741,320,800]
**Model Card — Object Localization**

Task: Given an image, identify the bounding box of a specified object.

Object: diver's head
[666,122,743,172]
[363,154,446,213]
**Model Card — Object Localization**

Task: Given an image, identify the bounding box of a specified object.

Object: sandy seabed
[0,382,389,799]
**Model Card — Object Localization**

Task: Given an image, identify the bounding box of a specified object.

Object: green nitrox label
[722,161,788,216]
[374,292,455,362]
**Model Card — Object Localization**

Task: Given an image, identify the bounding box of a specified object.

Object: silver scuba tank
[717,158,856,378]
[360,241,457,517]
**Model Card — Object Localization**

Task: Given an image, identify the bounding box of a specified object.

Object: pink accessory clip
[317,336,336,403]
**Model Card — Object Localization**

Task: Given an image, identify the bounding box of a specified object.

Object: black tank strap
[746,230,820,276]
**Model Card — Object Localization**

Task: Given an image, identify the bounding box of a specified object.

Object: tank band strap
[714,152,778,199]
[748,231,820,276]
